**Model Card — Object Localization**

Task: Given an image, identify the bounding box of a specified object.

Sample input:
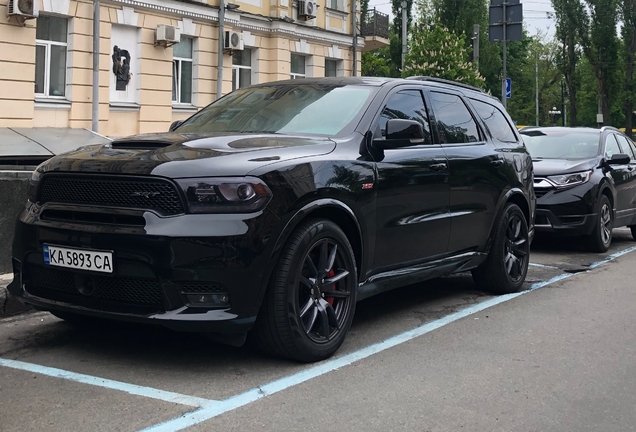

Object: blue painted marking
[589,245,636,269]
[0,358,218,408]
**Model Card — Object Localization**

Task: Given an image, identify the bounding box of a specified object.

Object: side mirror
[373,119,427,150]
[607,153,631,165]
[169,120,184,132]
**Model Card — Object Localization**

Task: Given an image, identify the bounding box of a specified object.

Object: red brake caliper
[326,269,336,306]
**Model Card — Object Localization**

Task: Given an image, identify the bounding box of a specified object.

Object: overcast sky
[366,0,557,40]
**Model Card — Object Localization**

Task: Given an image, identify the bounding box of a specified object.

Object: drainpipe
[352,0,357,76]
[216,0,225,100]
[92,0,100,132]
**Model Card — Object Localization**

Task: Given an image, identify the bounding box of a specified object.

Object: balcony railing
[361,8,389,39]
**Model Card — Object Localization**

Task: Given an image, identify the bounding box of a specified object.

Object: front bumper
[9,205,281,334]
[534,182,598,236]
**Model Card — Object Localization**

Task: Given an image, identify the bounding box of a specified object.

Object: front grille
[178,283,227,294]
[26,265,163,311]
[38,175,185,216]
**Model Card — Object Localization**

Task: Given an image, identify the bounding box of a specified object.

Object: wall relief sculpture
[112,46,132,91]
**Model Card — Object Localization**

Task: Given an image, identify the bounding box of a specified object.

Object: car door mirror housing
[607,153,631,165]
[169,120,184,132]
[373,119,427,150]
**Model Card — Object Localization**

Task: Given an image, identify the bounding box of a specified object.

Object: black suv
[10,77,534,362]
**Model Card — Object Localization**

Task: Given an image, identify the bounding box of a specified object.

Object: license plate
[43,245,113,273]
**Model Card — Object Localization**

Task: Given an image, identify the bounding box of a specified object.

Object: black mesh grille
[27,265,163,309]
[178,283,227,294]
[38,175,184,215]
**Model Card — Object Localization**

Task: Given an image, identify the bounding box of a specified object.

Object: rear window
[520,130,600,159]
[470,99,517,143]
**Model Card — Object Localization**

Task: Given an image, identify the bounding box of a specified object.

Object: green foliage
[361,51,391,77]
[402,21,485,87]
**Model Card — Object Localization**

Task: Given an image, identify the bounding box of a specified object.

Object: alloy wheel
[504,214,529,282]
[298,239,352,343]
[600,203,612,245]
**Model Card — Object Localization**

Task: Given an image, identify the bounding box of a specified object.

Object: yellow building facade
[0,0,362,137]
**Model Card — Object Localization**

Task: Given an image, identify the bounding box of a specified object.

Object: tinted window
[429,92,480,144]
[521,130,600,159]
[470,99,517,143]
[616,135,636,160]
[178,85,373,136]
[605,135,622,159]
[377,90,432,143]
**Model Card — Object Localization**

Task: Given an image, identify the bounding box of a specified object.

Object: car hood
[532,158,599,177]
[37,132,336,178]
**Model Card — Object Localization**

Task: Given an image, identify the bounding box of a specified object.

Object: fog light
[186,293,230,307]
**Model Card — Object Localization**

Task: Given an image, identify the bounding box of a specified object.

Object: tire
[585,194,613,253]
[472,203,530,294]
[630,225,636,241]
[254,219,357,362]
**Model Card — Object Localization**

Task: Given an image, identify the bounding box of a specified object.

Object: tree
[361,50,392,77]
[619,0,636,137]
[402,20,485,87]
[577,0,620,126]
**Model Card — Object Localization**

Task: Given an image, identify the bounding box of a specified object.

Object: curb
[0,273,32,318]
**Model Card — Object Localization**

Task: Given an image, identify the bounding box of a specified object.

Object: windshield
[176,84,374,137]
[521,130,600,159]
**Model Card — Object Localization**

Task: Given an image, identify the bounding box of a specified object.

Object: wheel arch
[484,188,531,254]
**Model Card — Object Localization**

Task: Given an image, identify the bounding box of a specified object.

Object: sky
[366,0,557,39]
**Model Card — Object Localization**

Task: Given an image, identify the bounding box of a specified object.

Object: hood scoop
[110,140,174,149]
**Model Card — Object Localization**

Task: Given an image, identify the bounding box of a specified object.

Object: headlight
[27,168,44,203]
[547,171,592,188]
[175,177,272,214]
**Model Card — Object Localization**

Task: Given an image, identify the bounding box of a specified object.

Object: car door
[604,134,634,226]
[424,90,507,254]
[615,134,636,224]
[371,88,451,271]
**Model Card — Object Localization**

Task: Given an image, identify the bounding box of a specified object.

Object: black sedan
[520,126,636,252]
[10,77,534,362]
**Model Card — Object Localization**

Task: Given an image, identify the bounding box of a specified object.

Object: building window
[291,54,306,79]
[325,59,338,77]
[172,38,193,104]
[35,16,68,97]
[232,48,252,91]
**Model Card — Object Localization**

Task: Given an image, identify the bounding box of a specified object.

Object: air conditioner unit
[224,31,244,51]
[155,25,179,46]
[298,0,317,19]
[8,0,38,19]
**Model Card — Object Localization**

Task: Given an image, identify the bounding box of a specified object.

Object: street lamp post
[548,106,561,127]
[216,2,240,100]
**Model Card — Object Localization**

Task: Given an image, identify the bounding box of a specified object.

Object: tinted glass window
[616,135,636,160]
[429,92,480,144]
[377,90,432,143]
[470,99,517,143]
[605,135,622,159]
[521,130,600,159]
[178,85,373,136]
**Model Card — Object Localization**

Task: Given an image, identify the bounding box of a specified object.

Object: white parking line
[528,262,559,269]
[3,244,636,432]
[0,358,219,408]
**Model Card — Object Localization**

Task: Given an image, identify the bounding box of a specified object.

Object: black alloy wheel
[472,203,529,294]
[255,219,357,362]
[586,194,613,253]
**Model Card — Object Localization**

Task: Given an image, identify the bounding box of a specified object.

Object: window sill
[325,7,348,16]
[109,102,141,112]
[172,104,198,113]
[34,98,71,110]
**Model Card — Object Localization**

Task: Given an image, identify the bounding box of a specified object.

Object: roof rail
[405,76,485,93]
[600,126,619,133]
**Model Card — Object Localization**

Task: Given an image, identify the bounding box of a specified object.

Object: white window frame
[35,17,69,99]
[232,48,252,91]
[172,38,193,105]
[291,54,306,79]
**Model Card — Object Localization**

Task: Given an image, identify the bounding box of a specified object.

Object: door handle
[491,159,505,167]
[430,163,447,171]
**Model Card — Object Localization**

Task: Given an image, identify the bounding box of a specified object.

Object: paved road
[1,229,635,431]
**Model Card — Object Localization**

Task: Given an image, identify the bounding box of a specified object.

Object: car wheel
[585,194,613,253]
[630,225,636,241]
[255,219,357,362]
[472,203,529,294]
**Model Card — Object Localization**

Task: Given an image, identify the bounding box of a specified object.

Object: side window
[470,99,517,143]
[377,90,432,144]
[429,92,480,144]
[604,135,622,159]
[616,135,636,160]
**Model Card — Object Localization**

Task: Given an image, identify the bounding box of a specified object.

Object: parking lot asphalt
[1,228,636,431]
